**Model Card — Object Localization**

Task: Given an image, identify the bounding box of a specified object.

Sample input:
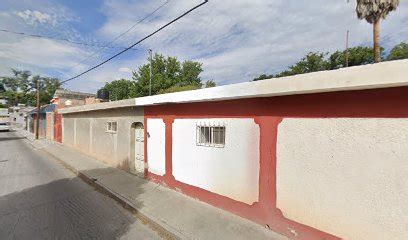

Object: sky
[0,0,407,94]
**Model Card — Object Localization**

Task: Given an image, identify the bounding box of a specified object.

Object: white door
[135,123,144,172]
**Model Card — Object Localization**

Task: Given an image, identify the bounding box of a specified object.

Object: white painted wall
[277,118,408,240]
[172,118,260,205]
[147,118,166,176]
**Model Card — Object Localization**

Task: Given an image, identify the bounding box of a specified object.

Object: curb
[17,131,185,240]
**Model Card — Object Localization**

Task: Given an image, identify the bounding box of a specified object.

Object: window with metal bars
[196,125,225,147]
[106,121,118,133]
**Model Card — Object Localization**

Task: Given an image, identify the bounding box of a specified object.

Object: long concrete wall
[62,107,144,173]
[143,86,408,240]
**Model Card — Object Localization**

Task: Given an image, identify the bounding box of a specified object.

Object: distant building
[0,99,7,106]
[8,104,35,129]
[51,89,96,108]
[26,104,56,138]
[27,89,96,140]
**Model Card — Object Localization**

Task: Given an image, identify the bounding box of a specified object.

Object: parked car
[0,122,10,131]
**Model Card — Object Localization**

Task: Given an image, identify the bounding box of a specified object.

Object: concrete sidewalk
[18,130,287,240]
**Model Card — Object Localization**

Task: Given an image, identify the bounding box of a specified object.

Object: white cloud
[15,10,55,26]
[0,38,90,69]
[98,0,408,85]
[63,59,141,93]
[1,0,407,95]
[118,67,133,73]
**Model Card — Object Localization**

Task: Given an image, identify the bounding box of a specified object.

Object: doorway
[131,122,144,173]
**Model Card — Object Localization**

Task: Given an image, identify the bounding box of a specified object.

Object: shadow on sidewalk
[0,173,147,239]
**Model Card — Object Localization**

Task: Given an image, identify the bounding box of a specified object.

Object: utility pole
[345,0,350,67]
[149,49,152,96]
[345,30,349,67]
[35,78,40,140]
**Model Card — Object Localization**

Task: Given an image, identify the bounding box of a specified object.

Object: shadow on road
[0,173,146,239]
[0,137,26,142]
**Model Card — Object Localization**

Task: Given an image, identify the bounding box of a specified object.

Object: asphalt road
[0,130,163,240]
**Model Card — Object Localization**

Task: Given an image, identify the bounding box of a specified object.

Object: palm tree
[356,0,400,63]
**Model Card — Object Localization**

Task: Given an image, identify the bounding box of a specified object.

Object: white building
[8,105,35,129]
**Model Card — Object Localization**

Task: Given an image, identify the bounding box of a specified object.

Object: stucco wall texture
[146,118,166,176]
[277,118,408,240]
[46,112,54,140]
[62,107,144,172]
[172,118,260,205]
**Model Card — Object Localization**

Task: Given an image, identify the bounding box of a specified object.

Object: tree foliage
[253,43,406,81]
[132,54,204,96]
[388,42,408,60]
[158,85,200,94]
[204,80,216,88]
[0,82,5,93]
[356,0,400,63]
[328,46,383,69]
[356,0,399,24]
[0,69,60,106]
[99,79,137,101]
[278,52,329,77]
[98,53,215,101]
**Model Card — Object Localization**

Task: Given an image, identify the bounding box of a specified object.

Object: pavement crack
[9,213,21,238]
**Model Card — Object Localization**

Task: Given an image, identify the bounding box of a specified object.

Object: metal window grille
[106,121,118,133]
[196,123,225,147]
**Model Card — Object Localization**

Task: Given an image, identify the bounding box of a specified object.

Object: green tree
[99,79,137,101]
[328,46,379,69]
[253,74,274,81]
[0,82,6,93]
[132,53,207,97]
[96,53,212,100]
[158,85,201,94]
[204,80,216,88]
[356,0,400,63]
[387,42,408,60]
[0,69,60,106]
[253,52,329,81]
[277,52,329,77]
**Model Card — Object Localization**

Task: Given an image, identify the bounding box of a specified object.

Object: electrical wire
[0,29,134,50]
[61,0,208,84]
[72,0,171,69]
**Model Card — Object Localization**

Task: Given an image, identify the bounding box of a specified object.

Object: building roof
[27,104,57,115]
[54,89,96,99]
[59,59,408,114]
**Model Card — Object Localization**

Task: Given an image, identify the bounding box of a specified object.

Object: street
[0,131,163,240]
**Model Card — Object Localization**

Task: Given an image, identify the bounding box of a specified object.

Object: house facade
[61,100,144,173]
[27,104,57,138]
[8,105,35,129]
[52,89,96,108]
[58,60,408,240]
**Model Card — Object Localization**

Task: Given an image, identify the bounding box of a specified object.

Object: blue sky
[0,0,407,94]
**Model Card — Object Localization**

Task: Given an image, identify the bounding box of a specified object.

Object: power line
[61,0,208,85]
[73,0,171,69]
[0,29,135,50]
